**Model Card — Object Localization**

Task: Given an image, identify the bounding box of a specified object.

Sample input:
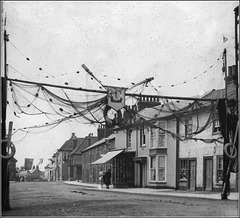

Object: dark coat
[103,171,111,185]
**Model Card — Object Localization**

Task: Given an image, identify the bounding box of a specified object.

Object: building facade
[80,72,237,193]
[69,133,98,181]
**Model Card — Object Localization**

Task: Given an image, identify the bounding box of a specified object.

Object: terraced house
[80,66,237,193]
[47,132,97,181]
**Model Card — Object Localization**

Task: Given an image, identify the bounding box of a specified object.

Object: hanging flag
[24,158,34,170]
[223,36,228,43]
[105,86,127,111]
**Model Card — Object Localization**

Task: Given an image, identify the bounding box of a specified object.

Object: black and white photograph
[1,1,239,217]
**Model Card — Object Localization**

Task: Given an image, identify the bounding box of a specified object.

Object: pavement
[63,180,239,201]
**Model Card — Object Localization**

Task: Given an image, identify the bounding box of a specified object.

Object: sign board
[106,86,127,111]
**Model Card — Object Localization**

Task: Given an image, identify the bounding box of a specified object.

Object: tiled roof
[70,136,98,155]
[58,137,84,151]
[82,133,116,152]
[139,82,237,121]
[202,82,236,100]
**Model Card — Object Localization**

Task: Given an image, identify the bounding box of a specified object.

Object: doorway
[188,160,196,190]
[204,157,213,191]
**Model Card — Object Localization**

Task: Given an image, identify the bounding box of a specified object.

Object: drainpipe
[175,117,180,189]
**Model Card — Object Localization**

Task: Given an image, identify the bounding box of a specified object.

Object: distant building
[49,132,98,181]
[69,133,98,181]
[19,166,44,182]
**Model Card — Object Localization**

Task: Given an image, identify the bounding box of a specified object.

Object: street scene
[1,1,239,217]
[2,181,239,217]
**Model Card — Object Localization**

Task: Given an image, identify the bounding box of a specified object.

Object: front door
[139,163,143,187]
[189,160,196,190]
[204,158,213,190]
[77,166,82,180]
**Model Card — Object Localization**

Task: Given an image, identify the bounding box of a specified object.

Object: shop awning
[90,149,124,165]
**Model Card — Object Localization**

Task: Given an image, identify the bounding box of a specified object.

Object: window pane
[158,169,165,181]
[151,156,156,168]
[158,156,166,181]
[159,122,165,134]
[159,135,165,147]
[179,159,188,180]
[150,156,156,181]
[151,169,156,180]
[158,156,165,167]
[151,127,156,138]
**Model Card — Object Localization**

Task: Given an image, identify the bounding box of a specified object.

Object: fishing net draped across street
[8,80,108,133]
[7,78,225,145]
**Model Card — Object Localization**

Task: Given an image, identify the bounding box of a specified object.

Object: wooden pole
[234,6,238,100]
[7,78,217,102]
[2,30,8,139]
[223,48,228,99]
[2,28,11,211]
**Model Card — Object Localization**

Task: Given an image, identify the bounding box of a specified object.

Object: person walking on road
[99,171,104,189]
[104,169,111,189]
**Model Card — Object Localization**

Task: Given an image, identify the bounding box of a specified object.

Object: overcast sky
[2,1,238,169]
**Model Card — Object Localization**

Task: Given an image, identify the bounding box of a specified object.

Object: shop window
[158,155,166,182]
[179,159,188,180]
[217,156,223,183]
[185,117,192,138]
[150,156,156,181]
[158,121,166,147]
[140,125,146,146]
[213,111,221,133]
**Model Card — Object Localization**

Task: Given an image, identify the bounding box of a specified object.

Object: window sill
[178,179,187,182]
[150,147,167,149]
[149,181,167,184]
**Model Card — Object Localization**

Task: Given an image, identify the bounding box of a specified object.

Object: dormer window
[63,152,68,161]
[213,111,221,133]
[185,117,192,138]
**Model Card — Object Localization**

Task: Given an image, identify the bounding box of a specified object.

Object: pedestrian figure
[104,169,111,189]
[99,171,104,189]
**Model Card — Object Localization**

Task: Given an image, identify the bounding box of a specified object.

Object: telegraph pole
[2,29,8,139]
[223,48,228,99]
[2,26,11,210]
[234,6,239,100]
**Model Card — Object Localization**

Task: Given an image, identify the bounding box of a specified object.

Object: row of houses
[45,69,238,192]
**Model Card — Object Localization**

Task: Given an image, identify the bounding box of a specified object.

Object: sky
[1,1,239,170]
